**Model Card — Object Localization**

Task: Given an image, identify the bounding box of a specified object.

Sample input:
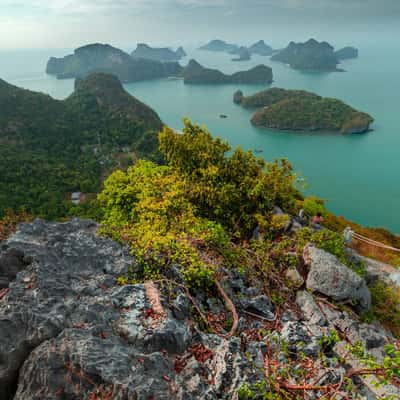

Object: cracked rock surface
[0,219,264,400]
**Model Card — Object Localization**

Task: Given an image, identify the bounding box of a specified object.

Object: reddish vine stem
[214,278,239,339]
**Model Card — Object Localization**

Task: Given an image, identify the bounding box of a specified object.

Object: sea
[1,41,399,233]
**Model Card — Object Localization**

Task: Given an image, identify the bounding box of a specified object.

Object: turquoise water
[1,44,400,232]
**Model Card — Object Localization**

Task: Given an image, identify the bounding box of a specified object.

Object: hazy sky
[0,0,399,49]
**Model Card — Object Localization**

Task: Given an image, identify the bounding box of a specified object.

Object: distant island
[231,47,251,62]
[271,39,340,71]
[248,40,273,56]
[200,39,274,61]
[131,43,187,62]
[183,59,273,84]
[46,43,183,82]
[271,39,359,71]
[234,88,373,134]
[0,73,163,217]
[335,46,359,60]
[199,39,239,53]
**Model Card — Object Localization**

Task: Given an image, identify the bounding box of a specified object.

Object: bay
[1,42,399,232]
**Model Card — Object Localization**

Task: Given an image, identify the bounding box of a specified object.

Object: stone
[0,219,264,400]
[0,248,31,288]
[242,295,275,320]
[303,245,371,313]
[286,267,304,289]
[296,291,327,326]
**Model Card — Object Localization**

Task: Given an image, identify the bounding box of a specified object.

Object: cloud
[0,0,399,49]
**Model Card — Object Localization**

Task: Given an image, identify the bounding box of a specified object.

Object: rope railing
[352,231,400,253]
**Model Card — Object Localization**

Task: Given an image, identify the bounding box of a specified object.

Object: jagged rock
[242,295,275,320]
[281,320,323,358]
[0,248,31,288]
[0,219,264,400]
[286,267,304,289]
[346,249,400,288]
[303,245,371,313]
[296,291,327,326]
[233,90,244,104]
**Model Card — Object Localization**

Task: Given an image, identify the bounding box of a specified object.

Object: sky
[0,0,399,49]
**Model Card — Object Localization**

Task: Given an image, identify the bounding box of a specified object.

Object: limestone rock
[303,245,371,312]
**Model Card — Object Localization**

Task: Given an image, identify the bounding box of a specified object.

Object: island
[199,39,239,53]
[234,88,374,134]
[131,43,187,61]
[271,39,340,71]
[231,47,251,62]
[183,59,273,84]
[46,43,183,82]
[0,73,163,217]
[335,46,359,60]
[176,46,187,59]
[248,40,273,56]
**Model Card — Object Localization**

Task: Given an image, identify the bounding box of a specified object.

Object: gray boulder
[0,219,263,400]
[303,245,371,313]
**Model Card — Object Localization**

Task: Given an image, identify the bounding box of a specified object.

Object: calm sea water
[1,43,399,233]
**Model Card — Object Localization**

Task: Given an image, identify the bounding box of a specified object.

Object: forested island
[46,43,183,82]
[131,43,187,61]
[235,88,373,133]
[183,59,273,84]
[271,39,358,71]
[0,73,163,218]
[200,39,274,61]
[335,46,359,60]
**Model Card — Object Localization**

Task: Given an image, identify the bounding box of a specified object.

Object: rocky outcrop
[303,244,371,312]
[0,219,265,400]
[248,40,273,56]
[176,46,187,59]
[231,46,251,62]
[132,43,187,62]
[46,43,183,82]
[233,90,244,104]
[335,46,358,60]
[271,38,340,71]
[183,59,273,84]
[0,219,398,400]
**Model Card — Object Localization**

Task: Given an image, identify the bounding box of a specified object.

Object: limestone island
[131,43,187,62]
[46,43,183,82]
[248,40,273,56]
[231,47,251,62]
[199,39,239,53]
[183,59,273,84]
[234,88,374,134]
[335,46,359,60]
[271,39,341,71]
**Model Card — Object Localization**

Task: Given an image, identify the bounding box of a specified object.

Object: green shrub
[369,282,400,338]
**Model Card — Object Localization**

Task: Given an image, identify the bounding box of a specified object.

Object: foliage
[99,119,301,288]
[301,196,326,218]
[0,210,33,241]
[250,89,373,134]
[368,282,400,338]
[159,119,300,237]
[0,74,162,220]
[99,160,229,288]
[351,341,400,385]
[296,227,347,263]
[240,87,320,109]
[324,212,400,266]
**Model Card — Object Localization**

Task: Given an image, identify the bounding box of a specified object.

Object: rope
[352,232,400,253]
